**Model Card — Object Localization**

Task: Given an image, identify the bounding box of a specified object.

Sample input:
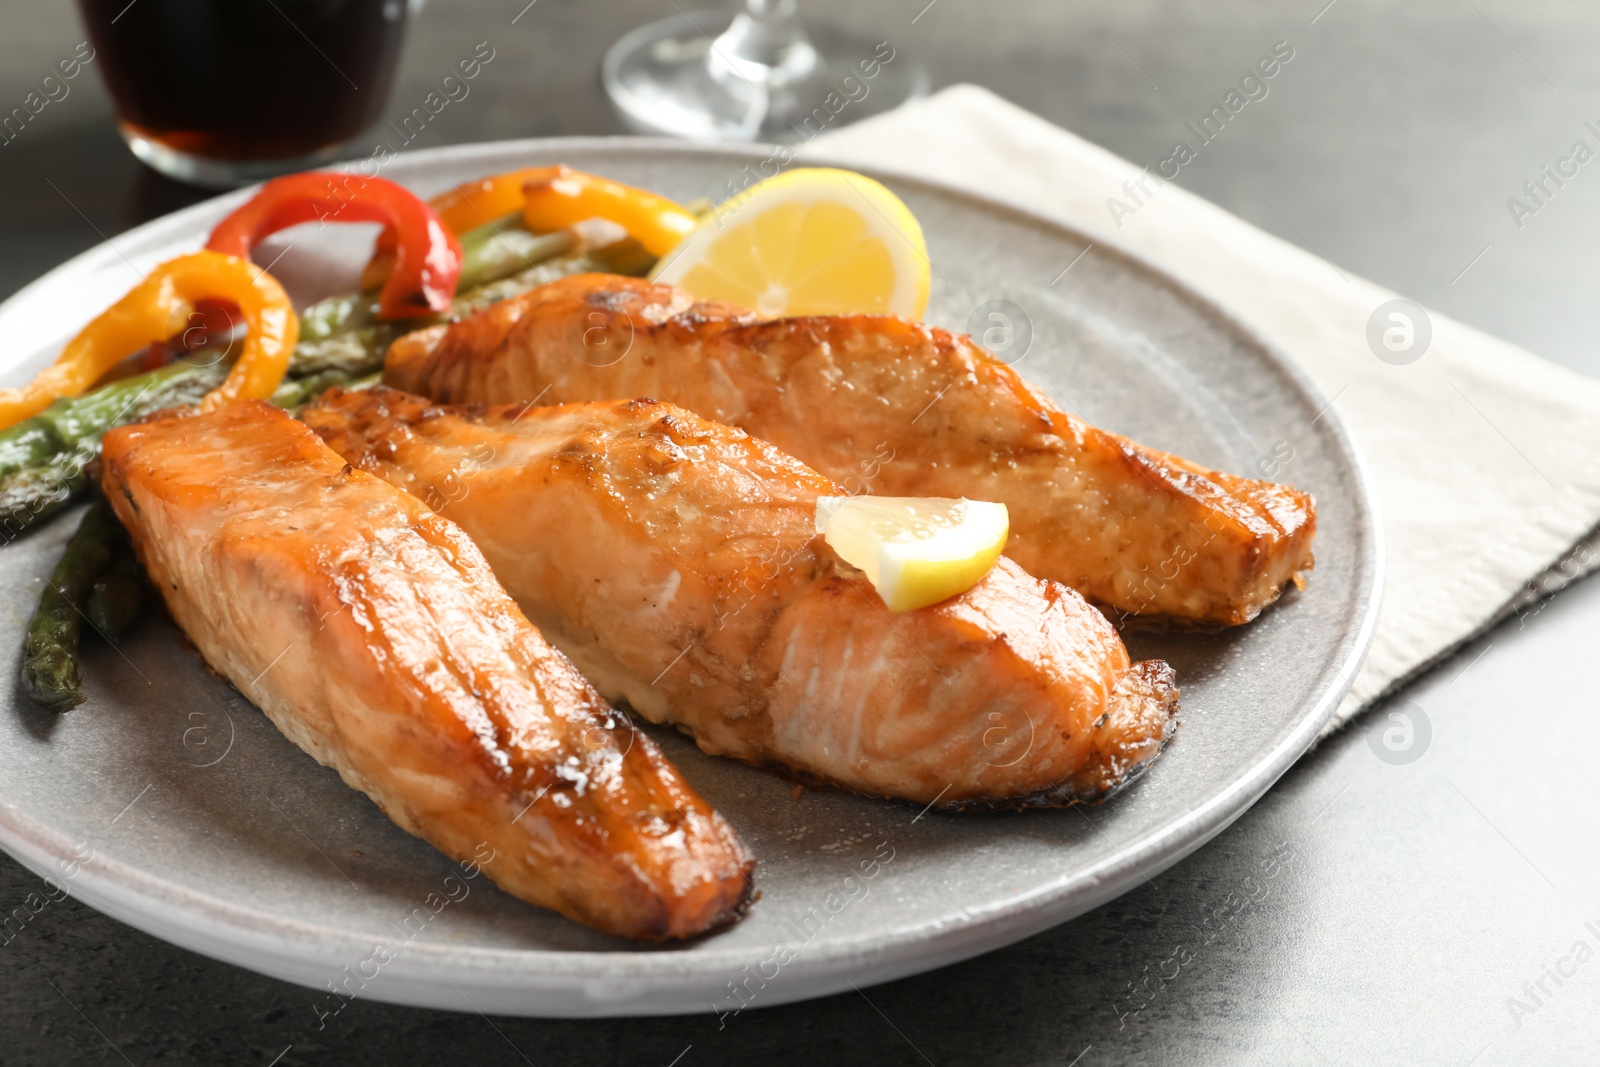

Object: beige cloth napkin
[809,85,1600,731]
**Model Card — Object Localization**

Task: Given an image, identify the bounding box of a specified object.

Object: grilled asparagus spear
[21,501,121,710]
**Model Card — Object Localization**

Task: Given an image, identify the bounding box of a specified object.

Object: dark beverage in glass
[77,0,410,188]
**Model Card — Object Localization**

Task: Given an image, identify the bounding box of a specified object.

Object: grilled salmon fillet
[100,400,752,941]
[304,386,1179,808]
[385,273,1315,627]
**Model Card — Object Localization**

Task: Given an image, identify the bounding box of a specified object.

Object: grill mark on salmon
[100,400,752,941]
[304,387,1179,808]
[384,273,1315,627]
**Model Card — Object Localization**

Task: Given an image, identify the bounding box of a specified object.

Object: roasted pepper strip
[521,166,697,255]
[362,172,559,287]
[427,165,697,252]
[365,166,690,286]
[207,172,462,320]
[430,166,561,235]
[0,252,297,431]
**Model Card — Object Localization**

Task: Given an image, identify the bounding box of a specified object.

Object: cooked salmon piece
[303,387,1179,808]
[100,400,752,941]
[385,273,1315,627]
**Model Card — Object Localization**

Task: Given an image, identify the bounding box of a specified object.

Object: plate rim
[0,134,1384,1016]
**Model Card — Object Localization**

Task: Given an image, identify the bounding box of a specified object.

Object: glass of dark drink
[76,0,410,188]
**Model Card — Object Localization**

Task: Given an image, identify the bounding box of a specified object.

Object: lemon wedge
[649,167,930,319]
[816,496,1009,612]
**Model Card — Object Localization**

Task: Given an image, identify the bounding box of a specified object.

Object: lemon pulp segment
[650,167,930,319]
[815,496,1010,612]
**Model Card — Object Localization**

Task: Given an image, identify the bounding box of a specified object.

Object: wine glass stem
[746,0,795,21]
[714,0,818,86]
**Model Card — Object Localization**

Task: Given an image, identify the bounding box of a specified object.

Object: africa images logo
[1365,699,1431,766]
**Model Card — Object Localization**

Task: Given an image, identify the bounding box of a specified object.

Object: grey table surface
[1,1,1596,1064]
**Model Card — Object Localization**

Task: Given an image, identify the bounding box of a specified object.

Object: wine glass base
[603,11,928,143]
[119,125,352,189]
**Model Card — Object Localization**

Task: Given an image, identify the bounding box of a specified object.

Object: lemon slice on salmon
[649,167,930,319]
[816,496,1009,612]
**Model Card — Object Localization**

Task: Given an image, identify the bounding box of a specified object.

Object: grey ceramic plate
[0,139,1380,1018]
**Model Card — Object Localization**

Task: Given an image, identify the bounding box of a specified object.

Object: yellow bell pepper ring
[0,251,298,431]
[430,166,561,235]
[520,166,698,256]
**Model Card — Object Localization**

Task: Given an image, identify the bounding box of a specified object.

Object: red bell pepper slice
[206,173,462,321]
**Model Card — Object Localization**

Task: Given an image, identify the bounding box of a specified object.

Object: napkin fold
[810,85,1600,731]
